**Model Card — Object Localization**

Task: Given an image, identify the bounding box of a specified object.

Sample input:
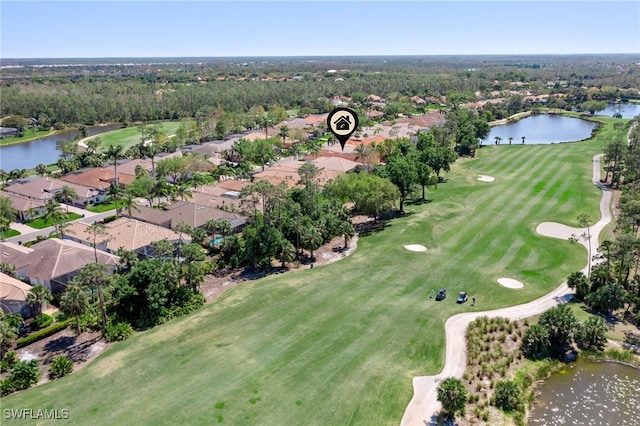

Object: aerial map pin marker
[327,107,359,151]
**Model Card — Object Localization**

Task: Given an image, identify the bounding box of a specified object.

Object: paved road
[400,154,612,425]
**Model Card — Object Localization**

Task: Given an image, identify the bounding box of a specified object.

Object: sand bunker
[478,175,495,182]
[498,278,525,289]
[404,244,427,252]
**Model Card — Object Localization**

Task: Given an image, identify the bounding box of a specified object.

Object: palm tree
[73,263,110,332]
[26,285,52,318]
[494,136,502,145]
[43,202,67,237]
[86,222,109,263]
[60,284,89,334]
[119,191,141,218]
[508,137,513,145]
[55,185,78,213]
[174,184,193,202]
[521,135,526,144]
[104,144,125,213]
[279,125,289,146]
[35,163,48,177]
[353,143,371,167]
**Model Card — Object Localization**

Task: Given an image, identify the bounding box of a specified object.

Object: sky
[1,1,639,58]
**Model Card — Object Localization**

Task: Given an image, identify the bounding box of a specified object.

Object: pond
[0,124,122,171]
[529,359,640,425]
[486,114,598,145]
[598,103,640,119]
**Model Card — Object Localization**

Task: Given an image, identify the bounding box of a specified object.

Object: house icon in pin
[333,116,351,130]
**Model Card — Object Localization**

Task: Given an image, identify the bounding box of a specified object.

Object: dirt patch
[5,330,108,385]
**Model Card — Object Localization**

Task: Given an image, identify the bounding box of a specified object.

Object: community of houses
[1,105,447,318]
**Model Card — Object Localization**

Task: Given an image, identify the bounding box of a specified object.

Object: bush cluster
[49,355,74,380]
[104,322,134,342]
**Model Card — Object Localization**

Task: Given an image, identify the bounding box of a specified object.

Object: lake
[0,124,122,171]
[486,114,598,145]
[529,359,640,425]
[598,103,640,119]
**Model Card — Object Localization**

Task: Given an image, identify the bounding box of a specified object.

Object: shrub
[31,313,53,330]
[575,316,607,351]
[49,355,73,379]
[104,322,134,342]
[16,318,72,348]
[9,360,40,391]
[0,350,19,372]
[492,380,522,412]
[1,378,15,396]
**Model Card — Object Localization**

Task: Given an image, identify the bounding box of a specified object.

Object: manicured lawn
[87,121,183,150]
[3,121,612,425]
[0,129,57,146]
[86,202,117,213]
[0,229,20,239]
[26,213,82,229]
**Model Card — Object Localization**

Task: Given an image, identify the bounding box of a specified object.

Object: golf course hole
[404,244,427,252]
[478,175,495,182]
[498,278,525,289]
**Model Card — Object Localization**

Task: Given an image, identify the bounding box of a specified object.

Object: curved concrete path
[401,154,612,425]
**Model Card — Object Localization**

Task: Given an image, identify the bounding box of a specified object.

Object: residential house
[0,238,119,294]
[64,217,188,258]
[0,191,46,222]
[60,167,136,191]
[3,176,105,207]
[0,272,32,318]
[126,201,247,234]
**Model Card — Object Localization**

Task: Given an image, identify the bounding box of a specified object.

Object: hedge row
[16,319,73,349]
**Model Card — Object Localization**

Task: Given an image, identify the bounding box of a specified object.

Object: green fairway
[3,126,609,425]
[87,121,183,149]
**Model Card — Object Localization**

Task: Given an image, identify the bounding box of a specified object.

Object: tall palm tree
[105,144,125,213]
[43,202,67,237]
[279,125,289,146]
[60,283,89,334]
[521,136,526,144]
[86,222,109,263]
[508,137,513,145]
[55,185,78,213]
[120,191,141,218]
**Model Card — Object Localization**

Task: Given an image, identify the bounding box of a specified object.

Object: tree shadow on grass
[406,198,433,207]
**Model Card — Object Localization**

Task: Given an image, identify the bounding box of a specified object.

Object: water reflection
[486,115,598,145]
[0,124,121,170]
[529,360,640,425]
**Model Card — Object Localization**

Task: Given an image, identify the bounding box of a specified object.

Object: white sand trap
[478,175,495,182]
[498,278,525,289]
[404,244,427,252]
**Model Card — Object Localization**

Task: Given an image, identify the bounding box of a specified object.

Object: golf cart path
[400,154,612,425]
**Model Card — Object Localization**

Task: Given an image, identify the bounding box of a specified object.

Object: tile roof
[60,167,136,189]
[66,217,187,252]
[1,238,119,283]
[1,272,32,311]
[0,191,45,212]
[3,177,102,202]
